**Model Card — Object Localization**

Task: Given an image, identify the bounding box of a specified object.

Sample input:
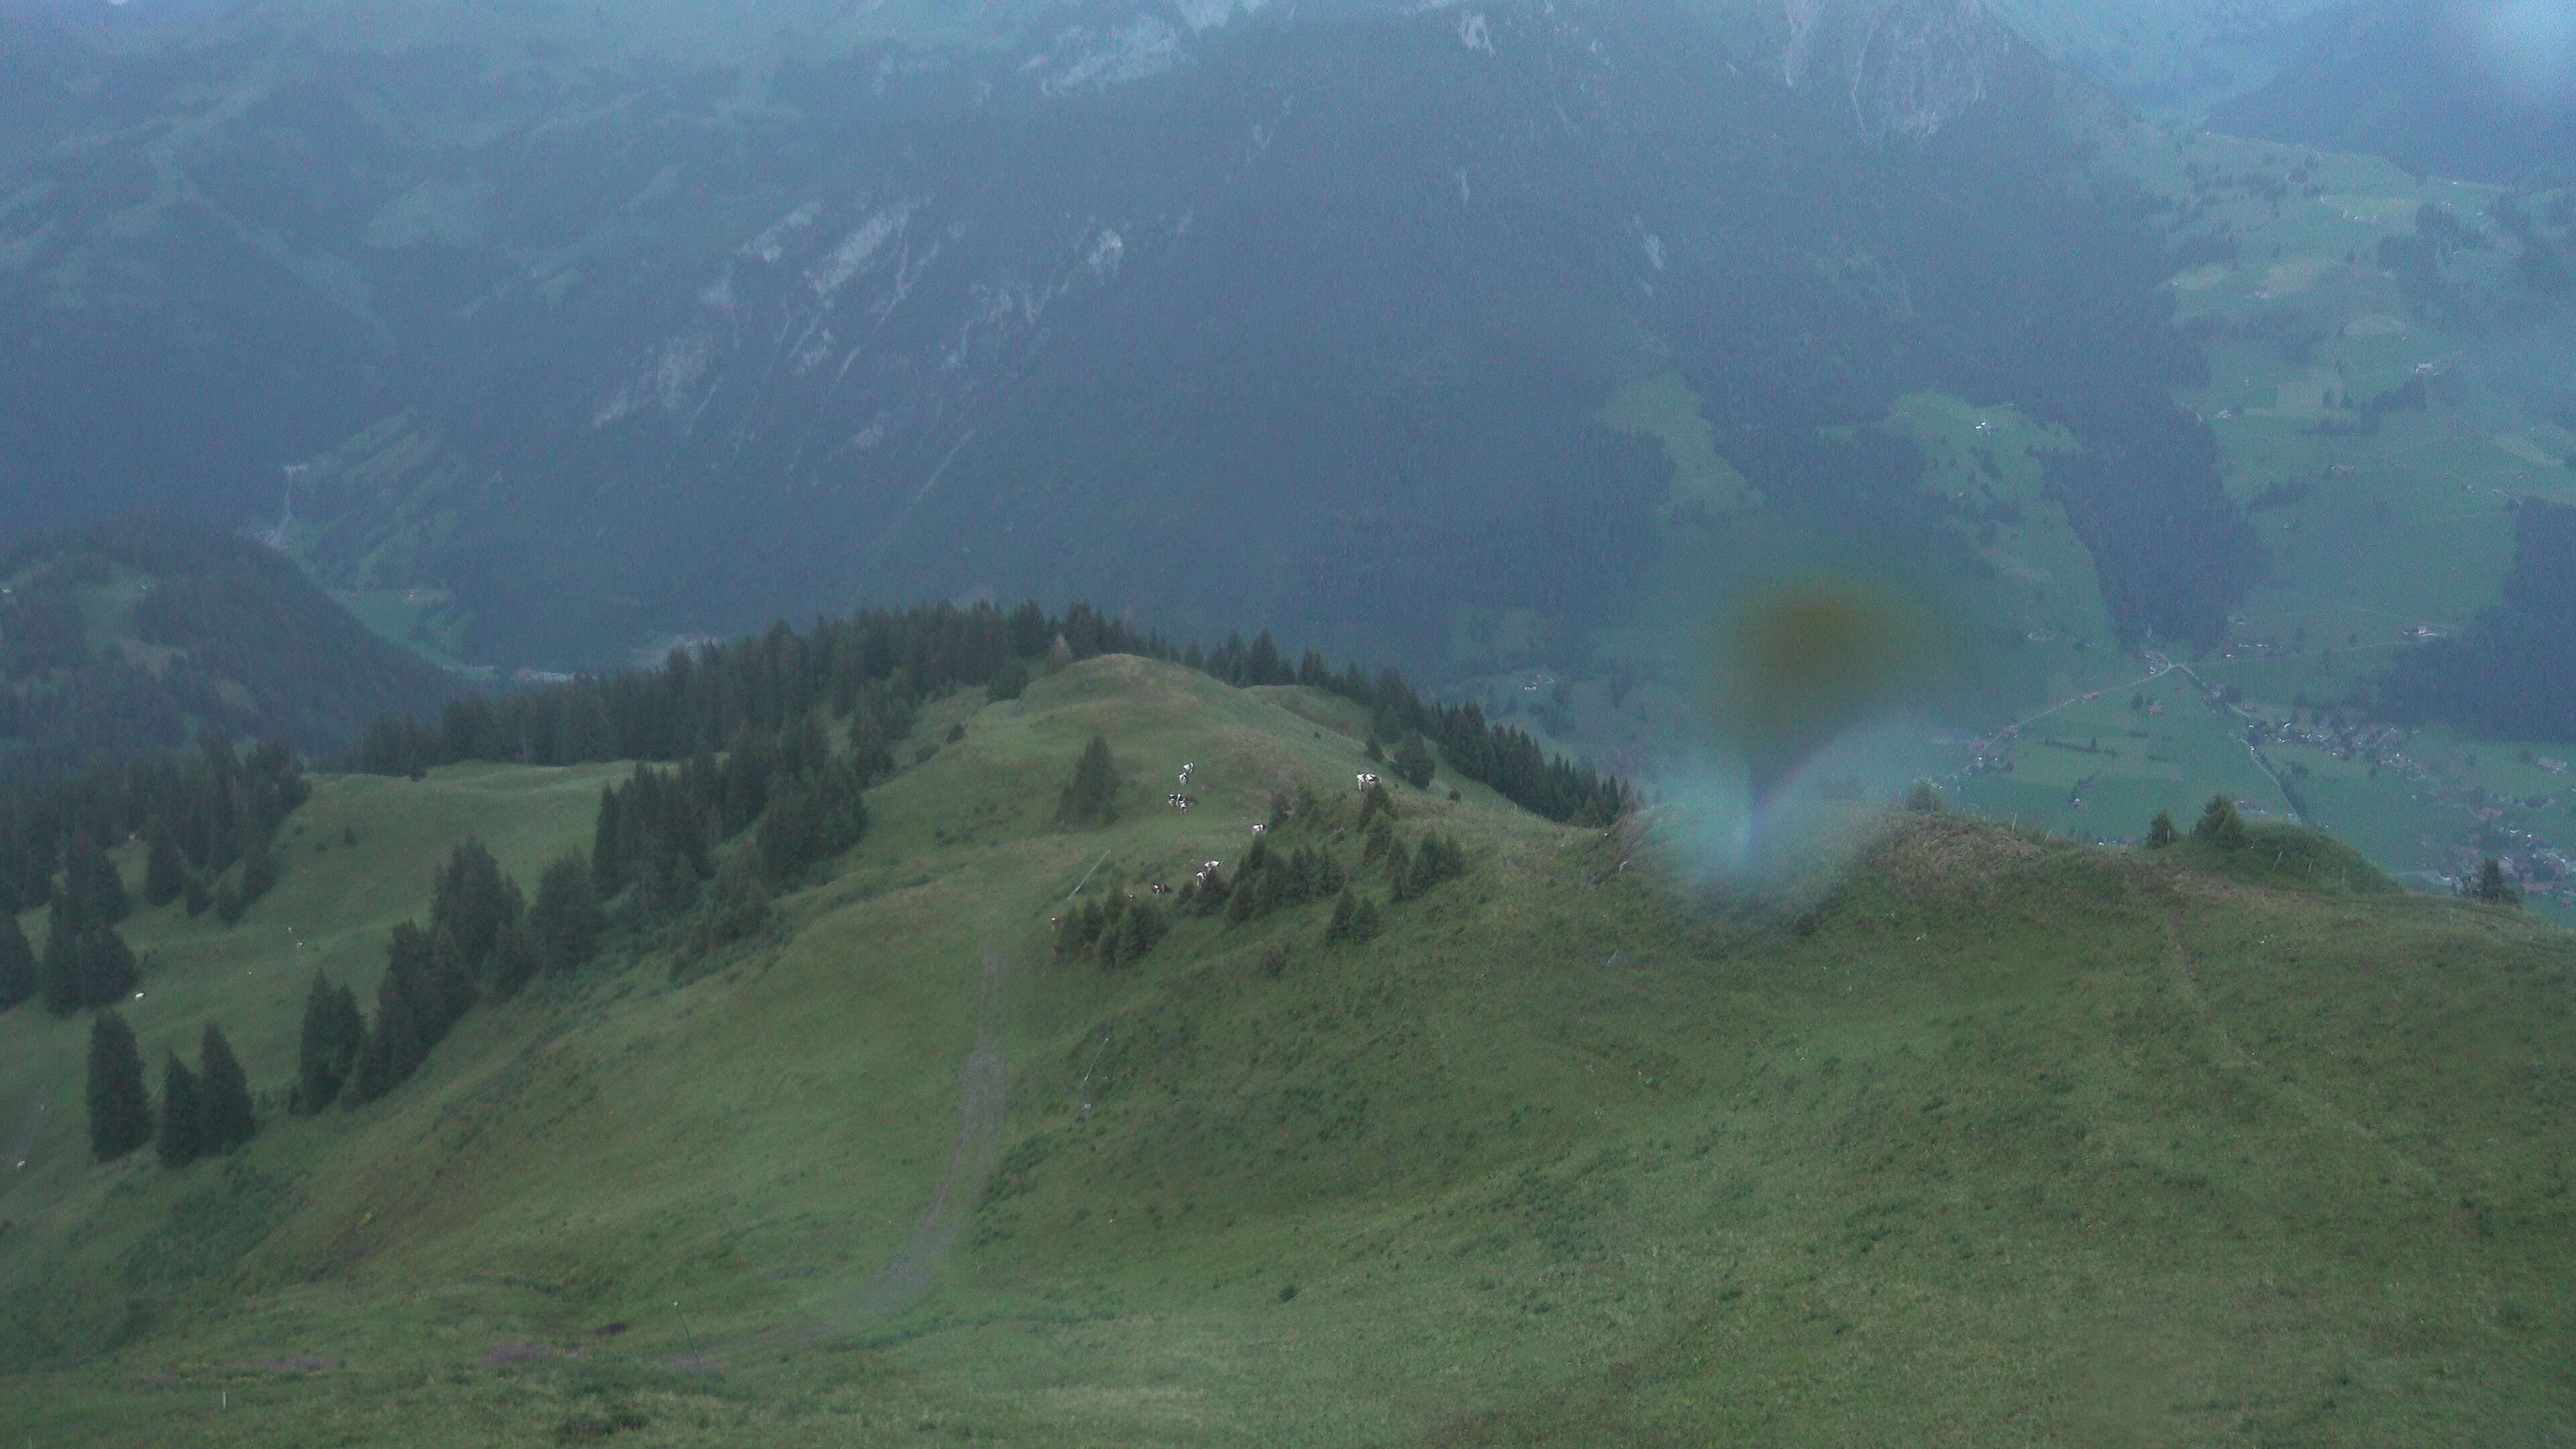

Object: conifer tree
[87,1011,150,1163]
[237,836,282,910]
[2147,810,2180,849]
[2194,794,2249,849]
[1326,888,1357,946]
[80,925,139,1008]
[1393,733,1436,790]
[2467,857,2522,906]
[293,972,366,1114]
[156,1053,204,1169]
[591,786,629,898]
[491,924,541,1000]
[63,834,128,927]
[39,900,81,1016]
[0,911,33,1014]
[1350,894,1385,944]
[530,855,604,975]
[143,824,185,908]
[430,840,519,973]
[197,1022,256,1154]
[183,873,211,918]
[1056,735,1122,826]
[696,853,773,955]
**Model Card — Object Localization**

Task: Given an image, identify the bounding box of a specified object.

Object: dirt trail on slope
[757,946,1011,1353]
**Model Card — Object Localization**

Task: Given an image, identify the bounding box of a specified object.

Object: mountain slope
[0,517,458,777]
[2212,0,2576,186]
[1,0,2257,671]
[1,652,2569,1444]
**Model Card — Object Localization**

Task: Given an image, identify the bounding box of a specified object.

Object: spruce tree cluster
[1057,893,1169,969]
[1220,835,1350,926]
[40,893,140,1017]
[1322,888,1385,947]
[1389,833,1469,903]
[292,972,367,1114]
[86,1010,150,1163]
[347,921,477,1106]
[2146,809,2180,849]
[0,730,307,922]
[1057,736,1122,826]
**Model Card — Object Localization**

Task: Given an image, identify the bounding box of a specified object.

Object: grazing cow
[1356,772,1381,791]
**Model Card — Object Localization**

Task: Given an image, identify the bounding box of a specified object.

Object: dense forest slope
[0,648,2567,1445]
[0,518,456,778]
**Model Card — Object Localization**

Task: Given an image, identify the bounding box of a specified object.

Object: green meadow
[3,657,2571,1444]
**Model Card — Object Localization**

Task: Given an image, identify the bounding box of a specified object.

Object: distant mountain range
[0,0,2265,674]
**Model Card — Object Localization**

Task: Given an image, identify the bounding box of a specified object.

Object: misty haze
[2,1,2573,1443]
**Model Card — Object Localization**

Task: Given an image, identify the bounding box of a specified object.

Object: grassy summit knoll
[2,655,2570,1445]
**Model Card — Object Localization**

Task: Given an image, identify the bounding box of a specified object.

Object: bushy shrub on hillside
[2195,795,2249,849]
[2147,810,2180,849]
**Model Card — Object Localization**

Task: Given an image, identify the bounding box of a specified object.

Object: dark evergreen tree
[1325,888,1358,946]
[529,855,604,975]
[490,923,541,1000]
[1056,735,1122,826]
[590,786,628,899]
[1392,733,1436,791]
[292,971,366,1114]
[197,1022,256,1153]
[80,925,138,1008]
[143,823,185,908]
[2147,810,2180,849]
[156,1053,205,1169]
[236,835,282,911]
[1350,894,1385,944]
[2466,857,2523,906]
[62,833,128,927]
[429,839,519,973]
[1904,781,1945,813]
[0,911,32,1013]
[693,854,773,959]
[183,872,211,918]
[87,1010,151,1163]
[39,899,80,1016]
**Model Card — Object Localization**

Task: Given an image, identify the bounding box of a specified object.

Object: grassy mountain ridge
[0,517,458,779]
[1,653,2569,1444]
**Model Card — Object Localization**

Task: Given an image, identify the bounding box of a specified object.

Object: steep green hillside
[1,654,2568,1444]
[0,517,458,779]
